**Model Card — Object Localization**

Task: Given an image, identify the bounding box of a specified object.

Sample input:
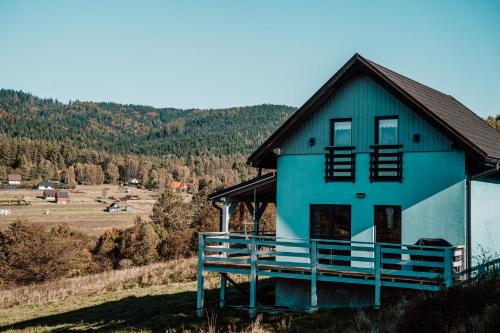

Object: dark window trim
[375,115,399,145]
[309,204,352,240]
[330,118,353,146]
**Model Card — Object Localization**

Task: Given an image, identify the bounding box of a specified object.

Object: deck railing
[197,232,464,316]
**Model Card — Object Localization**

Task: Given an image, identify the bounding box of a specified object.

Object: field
[0,185,160,236]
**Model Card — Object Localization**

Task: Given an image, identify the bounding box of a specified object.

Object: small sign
[356,193,366,199]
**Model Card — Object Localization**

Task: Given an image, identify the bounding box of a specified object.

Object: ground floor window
[310,204,351,266]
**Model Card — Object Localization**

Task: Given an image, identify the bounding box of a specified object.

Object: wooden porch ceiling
[208,173,276,203]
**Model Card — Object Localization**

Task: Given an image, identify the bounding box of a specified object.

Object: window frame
[309,204,352,240]
[330,118,353,147]
[374,115,399,146]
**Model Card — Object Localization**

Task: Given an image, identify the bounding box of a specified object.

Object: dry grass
[0,257,199,309]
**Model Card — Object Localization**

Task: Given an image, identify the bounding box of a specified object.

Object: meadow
[0,185,159,236]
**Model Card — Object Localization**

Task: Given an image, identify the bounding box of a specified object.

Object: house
[196,54,500,317]
[43,189,58,201]
[7,174,21,186]
[37,180,55,190]
[55,191,69,204]
[128,178,140,187]
[105,202,119,213]
[168,180,188,192]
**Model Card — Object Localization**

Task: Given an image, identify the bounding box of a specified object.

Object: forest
[0,89,296,190]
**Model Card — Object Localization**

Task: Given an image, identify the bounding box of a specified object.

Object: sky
[0,0,499,116]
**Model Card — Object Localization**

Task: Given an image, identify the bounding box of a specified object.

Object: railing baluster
[249,237,257,318]
[196,234,205,317]
[374,243,381,308]
[310,240,318,313]
[444,247,453,287]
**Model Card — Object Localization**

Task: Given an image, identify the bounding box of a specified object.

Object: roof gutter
[465,160,500,276]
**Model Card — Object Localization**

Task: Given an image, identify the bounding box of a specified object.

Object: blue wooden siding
[471,178,500,265]
[281,74,452,154]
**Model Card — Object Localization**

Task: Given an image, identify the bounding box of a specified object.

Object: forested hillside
[0,89,295,157]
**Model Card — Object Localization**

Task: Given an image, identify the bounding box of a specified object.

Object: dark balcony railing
[370,144,403,182]
[325,146,356,182]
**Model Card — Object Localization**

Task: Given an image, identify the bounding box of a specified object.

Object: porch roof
[208,172,276,203]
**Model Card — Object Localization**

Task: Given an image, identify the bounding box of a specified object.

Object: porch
[196,232,465,318]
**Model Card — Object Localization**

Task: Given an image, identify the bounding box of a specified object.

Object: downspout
[466,160,500,275]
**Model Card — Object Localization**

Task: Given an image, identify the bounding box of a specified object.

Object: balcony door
[310,204,351,266]
[374,205,402,269]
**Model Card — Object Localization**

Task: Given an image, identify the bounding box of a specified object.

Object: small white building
[37,180,55,190]
[7,174,21,186]
[106,203,119,213]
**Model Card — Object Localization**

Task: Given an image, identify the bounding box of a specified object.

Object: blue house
[197,54,500,317]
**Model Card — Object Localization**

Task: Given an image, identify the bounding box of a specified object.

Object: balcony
[196,232,464,317]
[325,146,356,182]
[370,144,403,182]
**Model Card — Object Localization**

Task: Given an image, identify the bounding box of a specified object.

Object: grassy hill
[1,258,499,332]
[0,89,296,157]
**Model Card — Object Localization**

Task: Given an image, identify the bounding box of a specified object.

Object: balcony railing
[325,146,356,182]
[196,232,464,316]
[370,144,403,182]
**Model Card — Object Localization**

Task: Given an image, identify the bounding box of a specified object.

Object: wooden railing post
[309,240,318,313]
[249,237,257,318]
[196,233,205,317]
[444,247,453,287]
[374,243,381,308]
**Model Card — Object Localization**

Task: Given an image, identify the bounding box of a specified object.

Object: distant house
[106,202,119,213]
[43,189,58,201]
[7,174,21,186]
[37,180,55,190]
[169,180,188,193]
[128,178,140,187]
[55,191,70,204]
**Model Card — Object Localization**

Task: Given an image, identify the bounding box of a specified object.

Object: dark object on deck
[410,238,452,273]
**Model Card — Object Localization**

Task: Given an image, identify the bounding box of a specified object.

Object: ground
[0,185,160,236]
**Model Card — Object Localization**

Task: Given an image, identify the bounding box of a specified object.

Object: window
[326,119,355,182]
[376,116,398,145]
[331,119,352,146]
[310,204,351,240]
[311,204,351,266]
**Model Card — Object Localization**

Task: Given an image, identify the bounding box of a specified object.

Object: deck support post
[444,247,453,288]
[219,274,227,308]
[249,237,257,318]
[309,240,318,313]
[374,243,381,308]
[196,234,205,317]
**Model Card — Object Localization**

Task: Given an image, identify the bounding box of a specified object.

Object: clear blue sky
[0,0,499,116]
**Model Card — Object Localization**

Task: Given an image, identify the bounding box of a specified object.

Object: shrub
[119,219,159,266]
[0,222,95,287]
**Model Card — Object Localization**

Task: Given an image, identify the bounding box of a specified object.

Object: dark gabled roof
[248,53,500,168]
[38,180,55,187]
[208,172,276,202]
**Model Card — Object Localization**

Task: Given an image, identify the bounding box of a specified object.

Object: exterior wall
[471,178,500,265]
[281,74,452,155]
[276,151,466,246]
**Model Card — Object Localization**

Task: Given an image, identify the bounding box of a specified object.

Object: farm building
[37,180,55,190]
[55,191,70,204]
[43,189,58,201]
[6,174,22,186]
[106,202,119,213]
[128,178,140,186]
[197,54,500,317]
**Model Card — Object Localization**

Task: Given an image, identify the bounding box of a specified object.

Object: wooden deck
[196,232,465,317]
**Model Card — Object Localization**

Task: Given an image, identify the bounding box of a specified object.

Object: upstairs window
[376,116,399,145]
[371,116,403,182]
[326,118,355,182]
[331,119,352,146]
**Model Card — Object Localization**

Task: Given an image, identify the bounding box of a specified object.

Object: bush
[119,219,159,266]
[0,222,95,287]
